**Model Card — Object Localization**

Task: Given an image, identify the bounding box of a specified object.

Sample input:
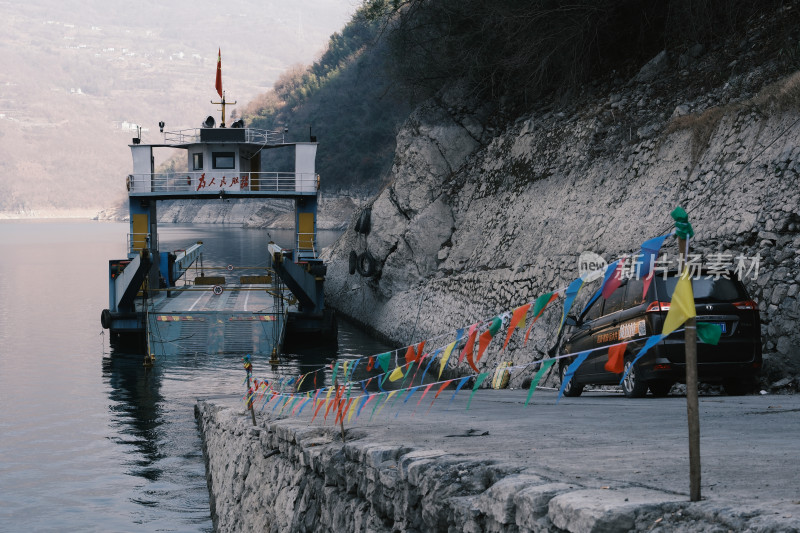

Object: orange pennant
[415,341,426,360]
[324,385,343,421]
[460,326,478,365]
[605,343,626,374]
[404,345,417,365]
[503,303,531,350]
[311,396,326,423]
[466,345,480,372]
[335,398,354,425]
[477,330,493,362]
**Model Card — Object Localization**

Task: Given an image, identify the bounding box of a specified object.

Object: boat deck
[144,284,287,357]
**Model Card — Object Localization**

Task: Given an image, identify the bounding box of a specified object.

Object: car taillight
[733,300,758,310]
[654,364,671,371]
[646,301,670,312]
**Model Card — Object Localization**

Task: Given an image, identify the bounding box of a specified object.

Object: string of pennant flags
[242,207,722,424]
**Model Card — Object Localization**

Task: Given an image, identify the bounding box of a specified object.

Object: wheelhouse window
[212,152,235,169]
[193,153,203,170]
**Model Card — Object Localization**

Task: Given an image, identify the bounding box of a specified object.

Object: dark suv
[558,271,762,397]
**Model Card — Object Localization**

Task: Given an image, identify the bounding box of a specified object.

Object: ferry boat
[100,76,336,362]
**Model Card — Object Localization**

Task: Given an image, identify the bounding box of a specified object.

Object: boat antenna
[211,91,237,128]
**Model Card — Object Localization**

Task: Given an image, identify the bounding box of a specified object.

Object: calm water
[0,220,389,532]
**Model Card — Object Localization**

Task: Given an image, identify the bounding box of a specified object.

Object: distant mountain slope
[0,0,354,215]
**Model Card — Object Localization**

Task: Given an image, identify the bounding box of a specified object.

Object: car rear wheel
[723,377,753,396]
[648,380,673,397]
[560,363,584,397]
[622,358,648,398]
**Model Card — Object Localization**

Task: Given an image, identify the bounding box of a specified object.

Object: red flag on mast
[215,48,223,97]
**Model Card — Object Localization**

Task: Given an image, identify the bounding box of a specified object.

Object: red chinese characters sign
[194,173,249,192]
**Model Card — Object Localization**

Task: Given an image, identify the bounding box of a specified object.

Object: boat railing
[163,128,286,145]
[128,232,151,253]
[126,172,319,195]
[296,232,317,259]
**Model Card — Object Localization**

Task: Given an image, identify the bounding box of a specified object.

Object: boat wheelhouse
[103,109,335,362]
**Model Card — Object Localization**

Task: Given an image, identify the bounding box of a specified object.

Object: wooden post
[247,374,257,426]
[244,355,257,426]
[334,375,346,442]
[678,235,701,502]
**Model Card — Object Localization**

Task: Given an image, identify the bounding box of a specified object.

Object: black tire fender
[101,308,112,329]
[348,251,357,275]
[356,251,377,278]
[355,208,371,235]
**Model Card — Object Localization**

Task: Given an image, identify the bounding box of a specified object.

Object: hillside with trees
[242,8,415,194]
[244,0,800,198]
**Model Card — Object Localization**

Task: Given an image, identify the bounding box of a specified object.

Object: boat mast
[210,90,237,128]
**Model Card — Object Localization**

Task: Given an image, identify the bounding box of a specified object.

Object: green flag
[525,359,556,406]
[697,322,722,345]
[466,373,489,410]
[670,206,694,240]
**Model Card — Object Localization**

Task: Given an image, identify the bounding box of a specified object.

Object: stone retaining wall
[196,401,797,532]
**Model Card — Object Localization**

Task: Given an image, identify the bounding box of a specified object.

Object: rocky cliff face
[324,51,800,388]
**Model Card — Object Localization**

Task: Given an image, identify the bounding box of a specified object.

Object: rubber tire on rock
[355,208,371,235]
[348,251,357,275]
[648,380,673,397]
[560,363,584,397]
[622,358,648,398]
[356,251,377,278]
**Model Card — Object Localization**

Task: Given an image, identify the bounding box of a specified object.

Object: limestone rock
[325,65,800,385]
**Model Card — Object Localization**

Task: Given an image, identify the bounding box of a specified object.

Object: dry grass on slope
[666,69,800,165]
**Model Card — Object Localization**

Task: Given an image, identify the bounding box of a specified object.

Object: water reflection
[103,346,165,480]
[99,225,394,530]
[102,315,393,530]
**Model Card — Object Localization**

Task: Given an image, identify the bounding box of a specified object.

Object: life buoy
[213,285,224,295]
[348,251,357,275]
[357,251,377,278]
[492,362,512,389]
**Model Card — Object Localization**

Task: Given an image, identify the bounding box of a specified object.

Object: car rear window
[582,292,604,321]
[655,276,748,302]
[604,282,626,314]
[625,277,646,307]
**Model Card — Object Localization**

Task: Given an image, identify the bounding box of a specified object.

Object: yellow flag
[347,396,359,422]
[388,365,405,382]
[375,391,396,418]
[438,341,457,379]
[322,386,334,410]
[662,270,696,336]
